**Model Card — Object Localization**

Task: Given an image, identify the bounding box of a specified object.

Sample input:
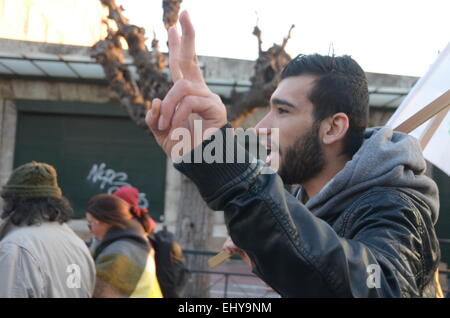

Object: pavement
[202,257,280,298]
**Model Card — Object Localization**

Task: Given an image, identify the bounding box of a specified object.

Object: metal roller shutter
[14,100,166,220]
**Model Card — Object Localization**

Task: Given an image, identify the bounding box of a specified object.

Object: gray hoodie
[297,126,440,224]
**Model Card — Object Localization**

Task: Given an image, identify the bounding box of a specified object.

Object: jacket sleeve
[0,243,45,298]
[174,124,434,297]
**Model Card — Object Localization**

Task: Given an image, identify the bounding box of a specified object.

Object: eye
[277,107,289,114]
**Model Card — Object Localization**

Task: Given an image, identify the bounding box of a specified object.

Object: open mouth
[266,152,272,165]
[265,147,281,168]
[257,131,280,169]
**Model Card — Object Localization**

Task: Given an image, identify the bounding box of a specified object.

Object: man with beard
[146,11,441,297]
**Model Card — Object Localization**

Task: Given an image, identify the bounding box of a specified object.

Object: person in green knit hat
[0,161,96,298]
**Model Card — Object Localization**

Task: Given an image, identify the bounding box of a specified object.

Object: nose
[255,111,274,153]
[255,111,273,136]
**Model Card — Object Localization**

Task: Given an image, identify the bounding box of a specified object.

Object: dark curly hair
[1,194,73,226]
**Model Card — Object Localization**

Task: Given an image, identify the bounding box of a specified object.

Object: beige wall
[0,0,107,46]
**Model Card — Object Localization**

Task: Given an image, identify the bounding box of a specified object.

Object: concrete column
[0,99,18,211]
[163,158,182,233]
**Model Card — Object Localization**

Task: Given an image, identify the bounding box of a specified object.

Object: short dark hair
[281,53,369,157]
[1,194,73,226]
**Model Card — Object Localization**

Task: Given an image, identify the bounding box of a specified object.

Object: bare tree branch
[91,29,148,127]
[228,25,294,124]
[163,0,182,30]
[100,0,170,94]
[92,0,172,128]
[281,24,295,50]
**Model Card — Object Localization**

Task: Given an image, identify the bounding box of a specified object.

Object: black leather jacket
[174,125,441,297]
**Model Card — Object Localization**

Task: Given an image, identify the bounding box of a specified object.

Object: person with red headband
[85,193,162,298]
[113,186,157,234]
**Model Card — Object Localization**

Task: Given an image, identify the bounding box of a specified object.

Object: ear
[321,112,349,145]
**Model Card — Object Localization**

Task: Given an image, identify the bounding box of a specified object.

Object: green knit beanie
[1,161,62,199]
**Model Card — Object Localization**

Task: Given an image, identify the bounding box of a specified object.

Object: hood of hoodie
[297,126,440,224]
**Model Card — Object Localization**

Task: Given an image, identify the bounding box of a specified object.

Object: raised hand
[146,11,227,160]
[222,237,252,268]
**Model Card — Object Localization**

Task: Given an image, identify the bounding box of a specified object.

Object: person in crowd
[113,186,156,234]
[0,161,95,297]
[86,193,162,298]
[145,11,441,297]
[114,186,189,298]
[87,186,157,253]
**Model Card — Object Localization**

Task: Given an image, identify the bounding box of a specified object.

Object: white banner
[387,42,450,176]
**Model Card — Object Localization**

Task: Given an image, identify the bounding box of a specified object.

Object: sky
[116,0,449,77]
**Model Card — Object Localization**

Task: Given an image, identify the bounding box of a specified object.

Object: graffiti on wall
[86,162,149,208]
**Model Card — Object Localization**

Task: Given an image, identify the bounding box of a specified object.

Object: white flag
[387,42,450,176]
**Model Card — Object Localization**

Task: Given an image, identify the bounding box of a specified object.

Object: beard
[277,122,326,185]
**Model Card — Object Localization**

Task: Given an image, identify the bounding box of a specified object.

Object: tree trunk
[175,174,214,298]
